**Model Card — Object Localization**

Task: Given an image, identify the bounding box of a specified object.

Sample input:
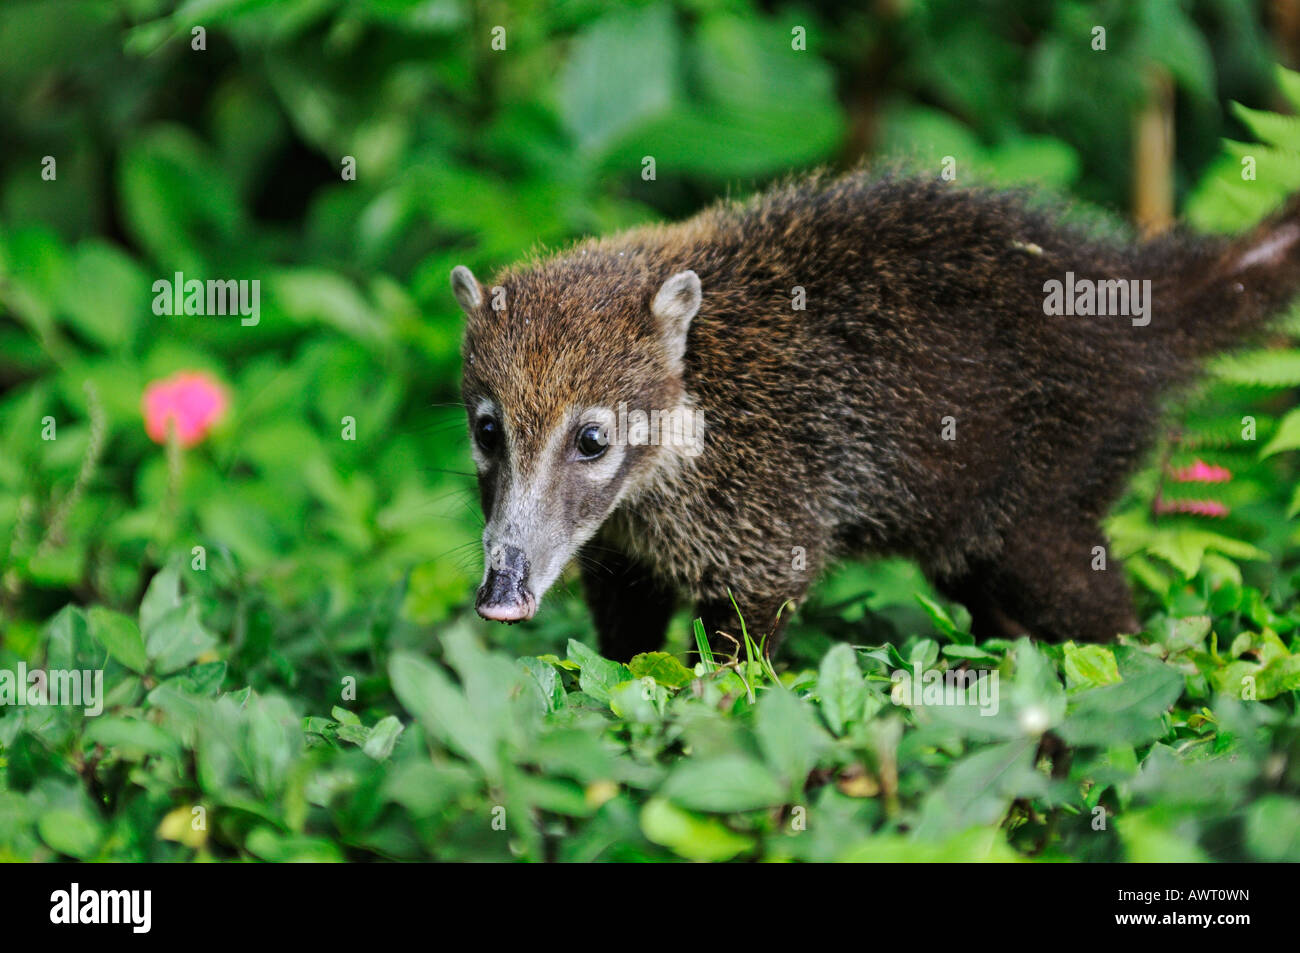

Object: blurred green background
[5,0,1300,862]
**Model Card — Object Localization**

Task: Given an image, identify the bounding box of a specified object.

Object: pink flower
[1154,498,1230,518]
[1170,460,1232,483]
[142,371,228,447]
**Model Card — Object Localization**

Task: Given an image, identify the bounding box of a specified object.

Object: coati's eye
[474,416,500,454]
[575,424,608,460]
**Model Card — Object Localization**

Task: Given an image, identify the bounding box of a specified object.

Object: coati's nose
[476,544,537,623]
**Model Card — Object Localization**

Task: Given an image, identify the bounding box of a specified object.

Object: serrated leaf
[1211,349,1300,388]
[1261,406,1300,457]
[1231,102,1300,151]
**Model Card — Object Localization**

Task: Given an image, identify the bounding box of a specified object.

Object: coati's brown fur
[454,170,1300,661]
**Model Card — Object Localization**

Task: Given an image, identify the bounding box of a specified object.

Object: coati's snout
[476,543,535,623]
[452,263,703,624]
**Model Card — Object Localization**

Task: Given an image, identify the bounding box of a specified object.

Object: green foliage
[5,572,1300,861]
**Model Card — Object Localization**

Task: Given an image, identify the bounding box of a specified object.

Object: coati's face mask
[451,264,702,623]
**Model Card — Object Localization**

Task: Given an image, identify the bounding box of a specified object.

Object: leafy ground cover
[3,554,1300,861]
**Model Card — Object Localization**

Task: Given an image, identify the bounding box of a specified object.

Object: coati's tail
[1158,194,1300,358]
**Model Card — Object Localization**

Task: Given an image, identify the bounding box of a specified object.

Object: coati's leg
[695,591,801,660]
[981,516,1140,643]
[578,543,676,662]
[932,566,1029,641]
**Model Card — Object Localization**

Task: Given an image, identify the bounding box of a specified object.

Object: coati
[451,170,1300,661]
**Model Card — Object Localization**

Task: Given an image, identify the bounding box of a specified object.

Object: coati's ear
[651,270,701,369]
[450,265,483,313]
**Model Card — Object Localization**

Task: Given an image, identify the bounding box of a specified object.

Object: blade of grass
[729,589,760,700]
[692,617,716,673]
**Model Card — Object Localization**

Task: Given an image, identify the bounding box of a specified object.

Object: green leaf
[1161,615,1212,654]
[608,679,660,723]
[271,269,387,343]
[1116,807,1209,862]
[1062,642,1122,691]
[362,715,404,761]
[596,13,842,177]
[244,828,344,863]
[628,651,695,688]
[37,807,104,859]
[518,656,564,712]
[87,607,147,673]
[166,660,226,696]
[1007,638,1067,730]
[567,639,632,704]
[145,603,218,674]
[1211,348,1300,388]
[1058,656,1185,746]
[817,643,866,735]
[1144,528,1268,579]
[57,241,147,351]
[839,827,1019,862]
[118,126,242,270]
[915,592,970,643]
[43,605,93,672]
[559,5,677,154]
[640,798,754,862]
[1140,0,1215,100]
[389,651,498,775]
[1231,102,1300,151]
[1212,647,1300,700]
[914,737,1041,839]
[755,686,830,789]
[440,626,543,753]
[941,643,1000,663]
[331,705,361,726]
[139,566,181,633]
[1246,796,1300,861]
[83,716,181,761]
[660,754,786,812]
[510,771,594,817]
[1261,406,1300,457]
